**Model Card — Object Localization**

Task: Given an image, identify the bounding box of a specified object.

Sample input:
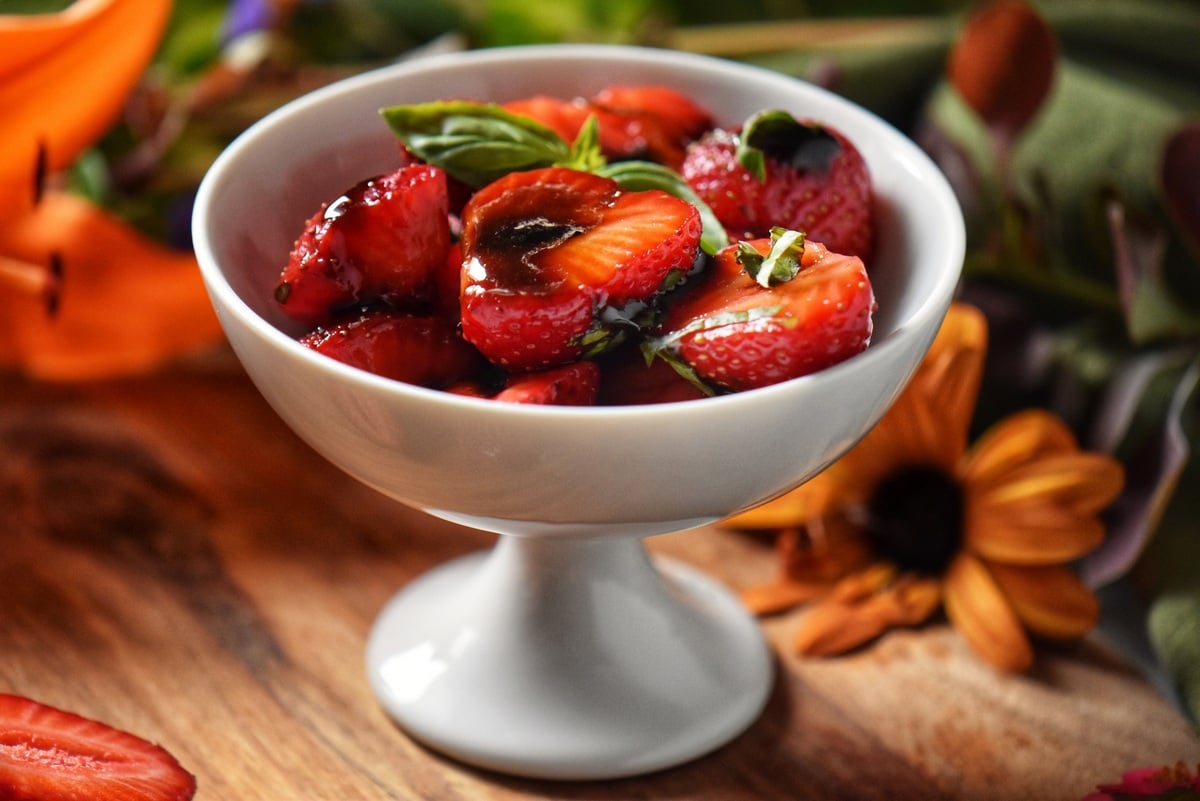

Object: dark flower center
[865,465,963,576]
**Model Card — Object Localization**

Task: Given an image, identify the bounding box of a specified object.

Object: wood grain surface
[2,352,1197,801]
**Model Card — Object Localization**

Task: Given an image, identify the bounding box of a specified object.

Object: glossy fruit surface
[459,165,702,371]
[0,694,196,801]
[275,163,451,325]
[652,236,876,392]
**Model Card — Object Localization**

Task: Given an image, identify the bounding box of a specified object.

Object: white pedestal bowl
[192,44,964,780]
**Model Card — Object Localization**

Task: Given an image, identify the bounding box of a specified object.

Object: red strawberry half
[648,231,876,393]
[300,307,486,389]
[275,163,452,326]
[493,360,601,405]
[502,85,714,170]
[682,112,874,259]
[459,166,702,371]
[0,693,196,801]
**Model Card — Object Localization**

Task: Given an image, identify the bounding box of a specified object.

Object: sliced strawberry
[459,166,702,371]
[300,307,486,389]
[275,163,452,325]
[493,360,600,405]
[589,84,715,169]
[595,344,708,405]
[502,86,714,170]
[501,95,595,147]
[0,693,196,801]
[682,115,874,259]
[650,233,876,393]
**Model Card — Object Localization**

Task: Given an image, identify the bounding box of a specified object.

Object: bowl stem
[365,533,773,779]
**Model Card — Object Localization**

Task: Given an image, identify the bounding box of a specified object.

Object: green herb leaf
[738,227,807,287]
[564,114,607,173]
[380,100,573,187]
[736,109,801,181]
[595,160,730,255]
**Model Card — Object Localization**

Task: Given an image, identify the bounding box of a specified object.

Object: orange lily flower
[0,0,223,380]
[727,303,1125,671]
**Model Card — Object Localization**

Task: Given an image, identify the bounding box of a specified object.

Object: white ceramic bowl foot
[366,535,772,780]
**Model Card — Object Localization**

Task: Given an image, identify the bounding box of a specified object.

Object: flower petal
[977,452,1125,516]
[0,191,223,379]
[965,501,1104,564]
[0,0,171,213]
[988,563,1099,639]
[792,568,940,656]
[943,552,1033,671]
[960,409,1079,486]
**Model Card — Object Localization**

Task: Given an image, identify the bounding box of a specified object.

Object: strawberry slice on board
[274,163,452,326]
[647,230,876,394]
[0,693,196,801]
[300,307,487,389]
[458,166,703,372]
[682,111,874,259]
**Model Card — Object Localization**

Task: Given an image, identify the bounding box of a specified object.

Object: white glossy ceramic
[192,44,964,780]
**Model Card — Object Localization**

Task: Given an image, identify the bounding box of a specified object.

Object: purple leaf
[1082,353,1200,587]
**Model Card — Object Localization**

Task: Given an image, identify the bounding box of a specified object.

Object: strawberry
[589,84,715,169]
[681,111,873,259]
[274,163,452,326]
[458,165,702,371]
[493,360,600,405]
[501,85,714,170]
[300,307,486,389]
[0,693,196,801]
[648,230,875,393]
[595,344,708,405]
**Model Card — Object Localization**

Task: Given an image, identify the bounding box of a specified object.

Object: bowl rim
[192,42,965,420]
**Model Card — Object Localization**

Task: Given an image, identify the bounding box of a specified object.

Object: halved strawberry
[502,85,714,170]
[595,344,708,405]
[274,163,452,325]
[648,231,876,393]
[682,113,873,258]
[493,360,600,405]
[589,84,715,169]
[0,693,196,801]
[300,307,486,389]
[459,166,702,371]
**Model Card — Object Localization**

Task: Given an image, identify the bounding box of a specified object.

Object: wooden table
[2,351,1197,800]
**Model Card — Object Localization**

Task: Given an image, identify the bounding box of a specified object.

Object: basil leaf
[380,100,572,187]
[565,114,607,173]
[738,227,806,287]
[596,160,730,255]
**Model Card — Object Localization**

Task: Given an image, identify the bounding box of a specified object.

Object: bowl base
[365,535,773,780]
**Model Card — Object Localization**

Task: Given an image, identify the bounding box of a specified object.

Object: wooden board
[1,353,1196,800]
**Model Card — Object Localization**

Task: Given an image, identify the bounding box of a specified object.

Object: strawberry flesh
[275,163,451,326]
[459,166,702,371]
[300,308,486,389]
[654,237,876,392]
[0,693,196,801]
[493,360,601,405]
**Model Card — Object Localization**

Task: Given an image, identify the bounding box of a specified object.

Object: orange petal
[1,0,171,213]
[0,191,224,379]
[974,452,1125,516]
[793,572,940,656]
[960,409,1079,486]
[943,552,1033,671]
[964,501,1104,564]
[988,563,1099,639]
[917,302,988,458]
[741,578,834,615]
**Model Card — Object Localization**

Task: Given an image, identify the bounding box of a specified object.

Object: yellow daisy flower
[727,302,1124,671]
